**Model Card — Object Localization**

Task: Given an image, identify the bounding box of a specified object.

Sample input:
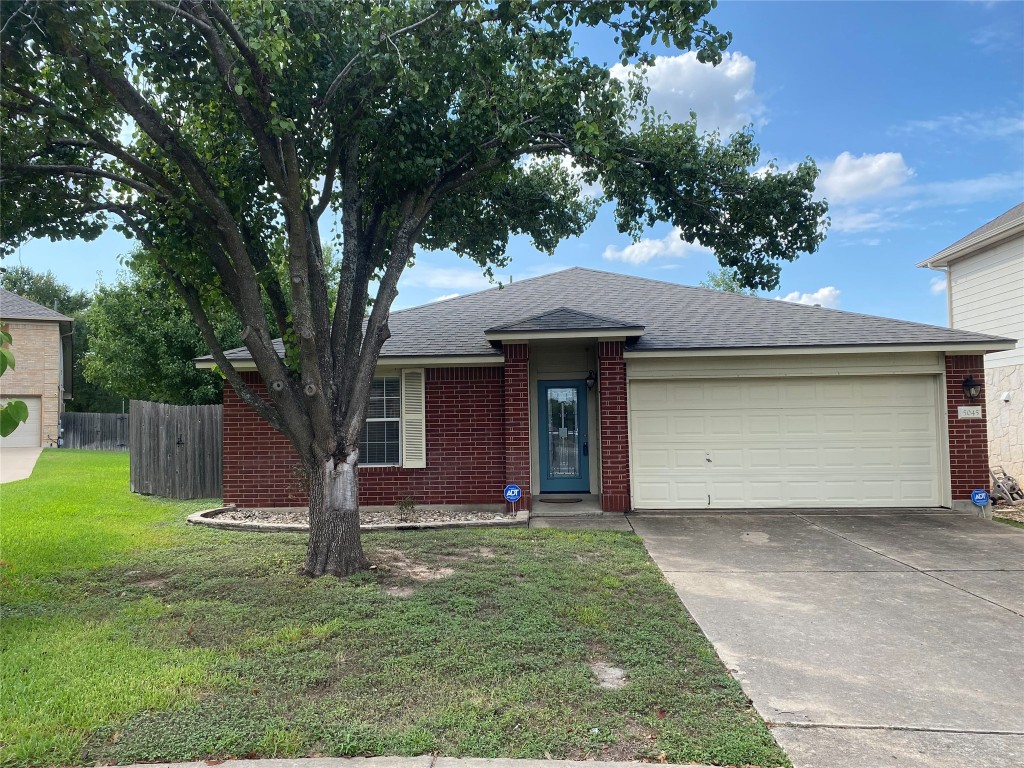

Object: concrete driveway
[630,509,1024,768]
[0,446,43,483]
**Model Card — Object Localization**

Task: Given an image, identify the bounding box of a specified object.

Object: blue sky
[9,1,1023,326]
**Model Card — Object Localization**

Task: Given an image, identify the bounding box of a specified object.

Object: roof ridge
[388,265,576,316]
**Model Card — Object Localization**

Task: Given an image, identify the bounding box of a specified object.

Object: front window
[360,376,401,465]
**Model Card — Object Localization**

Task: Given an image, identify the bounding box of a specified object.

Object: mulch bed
[218,506,515,526]
[992,501,1024,524]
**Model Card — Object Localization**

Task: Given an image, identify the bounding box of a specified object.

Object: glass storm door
[538,380,590,493]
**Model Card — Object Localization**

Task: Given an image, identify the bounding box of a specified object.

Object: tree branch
[1,163,166,199]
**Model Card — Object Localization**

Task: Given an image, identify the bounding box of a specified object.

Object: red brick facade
[502,343,532,511]
[944,354,990,505]
[221,351,981,514]
[598,341,631,512]
[223,368,505,508]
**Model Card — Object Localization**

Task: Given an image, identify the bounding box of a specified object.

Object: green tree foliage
[85,257,241,405]
[0,265,122,411]
[699,267,758,295]
[1,0,828,575]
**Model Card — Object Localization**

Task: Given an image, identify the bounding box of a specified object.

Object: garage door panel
[0,396,42,448]
[629,376,941,509]
[749,448,782,468]
[633,413,670,438]
[635,447,671,468]
[898,446,936,468]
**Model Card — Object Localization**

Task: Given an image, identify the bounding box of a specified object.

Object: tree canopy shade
[0,0,828,576]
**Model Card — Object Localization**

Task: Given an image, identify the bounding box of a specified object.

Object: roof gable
[486,307,643,333]
[919,202,1024,267]
[0,287,74,322]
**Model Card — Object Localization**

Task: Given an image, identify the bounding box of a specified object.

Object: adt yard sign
[971,489,990,507]
[503,484,522,503]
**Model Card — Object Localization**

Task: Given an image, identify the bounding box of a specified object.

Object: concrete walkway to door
[629,509,1024,768]
[0,446,43,483]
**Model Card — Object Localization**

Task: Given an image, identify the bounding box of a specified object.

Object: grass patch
[993,516,1024,529]
[1,450,788,768]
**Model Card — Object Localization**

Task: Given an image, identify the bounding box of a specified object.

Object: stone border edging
[187,506,530,532]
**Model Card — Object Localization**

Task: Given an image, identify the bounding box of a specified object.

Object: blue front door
[538,380,590,493]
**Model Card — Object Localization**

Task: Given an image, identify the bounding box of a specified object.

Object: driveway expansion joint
[769,722,1024,736]
[794,513,1024,617]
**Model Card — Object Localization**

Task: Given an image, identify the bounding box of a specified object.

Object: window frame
[360,375,402,467]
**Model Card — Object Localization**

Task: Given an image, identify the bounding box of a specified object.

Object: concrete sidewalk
[0,446,42,483]
[113,757,715,768]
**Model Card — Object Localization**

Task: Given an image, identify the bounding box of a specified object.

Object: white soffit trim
[484,328,645,342]
[194,354,503,371]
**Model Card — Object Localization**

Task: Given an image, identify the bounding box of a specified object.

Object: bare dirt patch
[589,660,628,689]
[375,548,455,581]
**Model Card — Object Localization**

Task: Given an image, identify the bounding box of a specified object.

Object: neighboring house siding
[947,234,1024,482]
[0,319,63,446]
[949,235,1024,368]
[223,368,506,508]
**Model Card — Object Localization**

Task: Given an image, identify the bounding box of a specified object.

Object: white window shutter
[401,368,426,468]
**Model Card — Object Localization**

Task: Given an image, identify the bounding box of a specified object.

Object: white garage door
[0,396,42,448]
[630,376,941,509]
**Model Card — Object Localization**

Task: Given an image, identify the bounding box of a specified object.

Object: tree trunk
[303,451,369,578]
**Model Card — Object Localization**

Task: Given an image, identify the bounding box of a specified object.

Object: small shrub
[394,496,417,523]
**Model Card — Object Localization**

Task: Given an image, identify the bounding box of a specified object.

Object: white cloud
[776,286,841,308]
[895,111,1024,141]
[910,172,1023,207]
[830,209,900,234]
[817,152,913,203]
[602,227,712,265]
[402,267,496,291]
[611,51,764,136]
[929,276,947,296]
[431,293,460,303]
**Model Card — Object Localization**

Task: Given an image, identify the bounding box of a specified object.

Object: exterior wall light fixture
[962,375,982,402]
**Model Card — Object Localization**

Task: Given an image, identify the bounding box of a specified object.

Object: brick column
[945,355,990,515]
[598,341,630,512]
[503,343,532,511]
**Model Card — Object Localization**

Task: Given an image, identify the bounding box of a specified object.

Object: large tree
[1,1,827,577]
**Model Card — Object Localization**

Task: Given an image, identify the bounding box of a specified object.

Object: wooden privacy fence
[62,411,129,450]
[129,400,223,500]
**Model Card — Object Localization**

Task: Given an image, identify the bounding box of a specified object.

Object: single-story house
[0,287,74,448]
[918,202,1024,484]
[197,267,1016,513]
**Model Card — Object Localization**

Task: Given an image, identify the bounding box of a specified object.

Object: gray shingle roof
[0,287,73,322]
[206,267,1014,363]
[487,307,643,333]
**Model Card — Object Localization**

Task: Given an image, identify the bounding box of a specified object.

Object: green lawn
[1,450,788,768]
[993,516,1024,529]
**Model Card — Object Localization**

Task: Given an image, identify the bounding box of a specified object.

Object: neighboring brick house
[197,267,1014,514]
[0,287,74,448]
[919,203,1024,488]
